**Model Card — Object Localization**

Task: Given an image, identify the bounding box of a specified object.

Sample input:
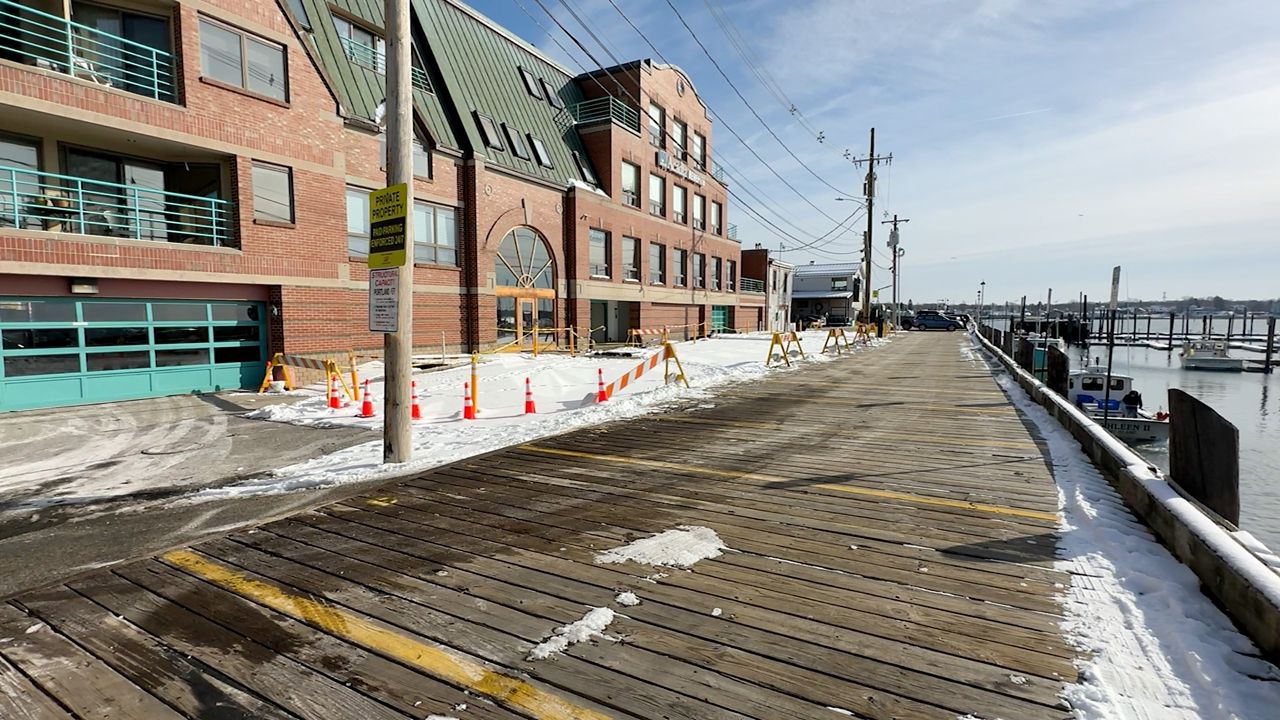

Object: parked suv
[912,311,964,331]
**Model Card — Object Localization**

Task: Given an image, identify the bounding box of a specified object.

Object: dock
[0,333,1078,719]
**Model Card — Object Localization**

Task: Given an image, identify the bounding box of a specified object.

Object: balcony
[0,0,176,102]
[727,223,738,240]
[0,165,233,247]
[337,35,432,94]
[567,96,640,134]
[709,161,728,185]
[741,277,765,293]
[622,190,639,208]
[649,201,664,217]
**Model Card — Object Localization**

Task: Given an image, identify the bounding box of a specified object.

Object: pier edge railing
[972,325,1280,660]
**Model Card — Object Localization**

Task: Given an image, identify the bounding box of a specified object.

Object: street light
[978,281,986,326]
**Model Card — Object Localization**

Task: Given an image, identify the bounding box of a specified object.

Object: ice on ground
[526,607,617,661]
[710,607,723,617]
[594,526,728,567]
[982,346,1280,719]
[614,592,640,607]
[826,707,854,716]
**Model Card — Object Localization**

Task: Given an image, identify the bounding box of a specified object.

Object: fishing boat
[1016,333,1067,376]
[1179,338,1245,372]
[1067,365,1169,443]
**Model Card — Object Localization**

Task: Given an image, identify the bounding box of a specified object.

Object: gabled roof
[412,0,598,187]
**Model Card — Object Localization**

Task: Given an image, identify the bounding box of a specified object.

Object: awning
[791,291,854,300]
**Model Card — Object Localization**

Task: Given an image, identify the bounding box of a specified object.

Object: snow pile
[594,526,728,567]
[990,368,1280,718]
[614,592,640,607]
[179,331,885,503]
[526,607,617,661]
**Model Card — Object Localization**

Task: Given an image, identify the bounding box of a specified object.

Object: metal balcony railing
[567,96,640,133]
[0,0,176,102]
[740,277,765,293]
[727,223,738,240]
[337,36,432,94]
[710,161,727,185]
[0,164,232,246]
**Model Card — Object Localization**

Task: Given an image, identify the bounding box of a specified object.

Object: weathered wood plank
[0,652,73,720]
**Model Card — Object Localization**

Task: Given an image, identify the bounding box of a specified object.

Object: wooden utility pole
[881,214,908,328]
[383,0,414,463]
[852,128,891,327]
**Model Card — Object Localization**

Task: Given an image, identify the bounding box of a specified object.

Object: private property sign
[368,268,398,333]
[367,183,408,269]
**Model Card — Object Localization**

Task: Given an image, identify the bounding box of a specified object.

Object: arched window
[495,227,553,289]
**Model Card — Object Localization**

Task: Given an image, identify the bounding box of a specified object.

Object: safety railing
[567,96,641,132]
[0,164,233,246]
[740,277,765,293]
[727,223,738,240]
[336,35,432,94]
[0,0,176,102]
[709,160,727,185]
[492,325,605,356]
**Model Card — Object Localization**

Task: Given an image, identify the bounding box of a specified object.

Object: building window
[0,133,40,231]
[620,161,639,207]
[380,130,431,177]
[692,253,706,288]
[412,202,457,265]
[710,201,722,235]
[691,132,706,170]
[832,277,849,292]
[573,151,596,184]
[503,124,530,160]
[332,13,384,72]
[252,162,292,223]
[589,228,610,277]
[518,66,543,98]
[647,102,665,148]
[710,257,721,291]
[672,185,686,224]
[673,248,688,287]
[529,136,553,168]
[199,17,288,101]
[771,270,778,291]
[541,79,563,108]
[649,242,666,284]
[727,260,737,291]
[692,194,705,231]
[475,112,504,150]
[622,236,640,281]
[648,174,665,217]
[671,120,686,160]
[345,186,369,256]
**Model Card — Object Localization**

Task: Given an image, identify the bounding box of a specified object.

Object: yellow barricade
[259,351,358,399]
[765,331,806,367]
[821,327,852,355]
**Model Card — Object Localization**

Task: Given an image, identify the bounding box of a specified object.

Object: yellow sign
[872,290,879,299]
[368,183,408,269]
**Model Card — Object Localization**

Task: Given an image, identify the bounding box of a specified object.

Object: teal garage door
[711,305,730,331]
[0,297,267,412]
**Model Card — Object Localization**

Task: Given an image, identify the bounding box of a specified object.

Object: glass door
[518,298,536,349]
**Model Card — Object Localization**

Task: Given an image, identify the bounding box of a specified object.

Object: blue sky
[468,0,1280,305]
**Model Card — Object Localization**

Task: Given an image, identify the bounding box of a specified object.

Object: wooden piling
[1266,317,1276,374]
[1167,312,1175,352]
[1168,389,1239,526]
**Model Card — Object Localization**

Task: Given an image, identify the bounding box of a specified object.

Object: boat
[1067,366,1169,443]
[1179,338,1245,372]
[1017,333,1067,374]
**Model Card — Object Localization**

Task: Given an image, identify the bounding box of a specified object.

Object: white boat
[1179,338,1245,372]
[1067,366,1169,443]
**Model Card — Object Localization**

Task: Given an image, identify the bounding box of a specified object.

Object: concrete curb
[972,329,1280,661]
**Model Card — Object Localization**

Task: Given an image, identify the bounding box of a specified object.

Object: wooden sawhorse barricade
[765,331,807,367]
[821,327,853,354]
[258,352,358,400]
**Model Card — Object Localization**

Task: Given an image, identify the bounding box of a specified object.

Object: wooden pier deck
[0,333,1078,719]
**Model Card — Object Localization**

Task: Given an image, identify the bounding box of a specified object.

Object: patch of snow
[710,607,723,617]
[527,607,617,661]
[826,708,854,716]
[1009,674,1028,685]
[614,592,640,607]
[24,623,43,634]
[425,716,458,720]
[594,526,728,567]
[643,572,670,583]
[982,343,1280,719]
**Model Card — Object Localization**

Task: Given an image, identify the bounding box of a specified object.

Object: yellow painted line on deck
[520,446,1058,523]
[161,550,610,720]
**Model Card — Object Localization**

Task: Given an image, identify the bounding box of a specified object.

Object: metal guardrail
[0,0,176,102]
[0,164,233,246]
[727,223,738,240]
[740,277,764,293]
[337,35,432,94]
[710,161,727,184]
[567,96,640,132]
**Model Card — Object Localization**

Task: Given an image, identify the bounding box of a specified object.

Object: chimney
[754,243,762,250]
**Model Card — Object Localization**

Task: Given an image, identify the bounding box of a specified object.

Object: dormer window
[542,79,563,108]
[332,14,384,73]
[518,66,543,99]
[573,151,596,184]
[503,124,530,160]
[530,135,553,168]
[475,112,504,150]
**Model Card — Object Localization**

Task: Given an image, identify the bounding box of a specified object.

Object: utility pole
[881,214,908,328]
[851,128,892,327]
[383,0,413,463]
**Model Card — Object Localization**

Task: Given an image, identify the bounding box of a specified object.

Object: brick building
[0,0,745,411]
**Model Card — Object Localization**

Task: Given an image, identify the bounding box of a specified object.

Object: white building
[791,262,863,326]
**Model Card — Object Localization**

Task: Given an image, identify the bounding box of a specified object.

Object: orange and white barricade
[597,343,689,402]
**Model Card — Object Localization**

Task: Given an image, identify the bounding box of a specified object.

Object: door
[518,298,536,348]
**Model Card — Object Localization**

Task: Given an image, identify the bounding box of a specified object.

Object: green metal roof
[412,0,597,187]
[296,0,459,150]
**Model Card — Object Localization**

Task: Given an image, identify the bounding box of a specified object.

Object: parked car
[913,313,964,331]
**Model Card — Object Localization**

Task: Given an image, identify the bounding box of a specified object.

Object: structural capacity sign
[368,183,408,269]
[369,268,399,333]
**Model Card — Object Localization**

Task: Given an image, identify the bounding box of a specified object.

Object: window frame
[475,112,504,151]
[331,12,384,73]
[672,184,687,224]
[648,174,665,217]
[573,151,596,184]
[345,185,371,258]
[620,160,640,208]
[671,119,687,159]
[529,135,553,168]
[672,247,688,287]
[727,260,737,291]
[710,200,722,235]
[647,102,665,149]
[518,66,543,99]
[692,252,706,289]
[503,123,530,160]
[541,79,563,108]
[251,161,294,225]
[710,257,721,291]
[621,236,641,281]
[692,193,705,231]
[588,228,611,278]
[649,242,666,285]
[198,15,289,103]
[411,200,458,266]
[691,132,706,170]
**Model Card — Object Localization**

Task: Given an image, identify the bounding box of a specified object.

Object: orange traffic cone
[411,380,423,420]
[463,381,476,420]
[357,379,375,418]
[595,368,608,403]
[327,374,341,409]
[524,377,536,415]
